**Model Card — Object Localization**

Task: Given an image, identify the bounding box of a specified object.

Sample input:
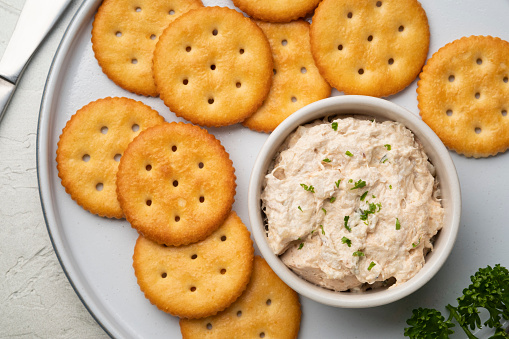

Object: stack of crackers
[56,0,509,337]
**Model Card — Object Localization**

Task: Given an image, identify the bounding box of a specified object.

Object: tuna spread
[261,117,444,291]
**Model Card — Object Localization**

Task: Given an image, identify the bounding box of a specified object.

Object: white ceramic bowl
[248,95,461,308]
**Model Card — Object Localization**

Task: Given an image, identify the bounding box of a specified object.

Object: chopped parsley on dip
[261,117,444,292]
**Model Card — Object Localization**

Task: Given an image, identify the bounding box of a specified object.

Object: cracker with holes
[116,122,236,245]
[133,211,254,319]
[153,6,273,127]
[180,256,301,339]
[310,0,429,97]
[231,0,320,23]
[56,97,165,218]
[92,0,203,96]
[243,20,331,133]
[418,36,509,158]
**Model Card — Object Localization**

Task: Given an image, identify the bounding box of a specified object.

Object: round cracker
[418,36,509,158]
[92,0,203,96]
[56,97,165,218]
[231,0,320,23]
[180,256,301,339]
[310,0,429,97]
[116,122,236,246]
[153,6,273,127]
[243,20,331,133]
[133,212,254,319]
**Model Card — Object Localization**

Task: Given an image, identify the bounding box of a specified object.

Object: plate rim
[36,0,119,337]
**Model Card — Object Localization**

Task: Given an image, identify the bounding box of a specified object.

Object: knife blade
[0,0,73,123]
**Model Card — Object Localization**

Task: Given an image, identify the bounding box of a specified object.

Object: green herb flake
[345,151,353,157]
[330,197,336,203]
[376,203,382,212]
[311,230,315,234]
[360,191,368,201]
[300,183,315,193]
[322,158,331,163]
[360,203,377,221]
[412,238,421,248]
[298,242,304,250]
[331,122,338,131]
[322,208,327,215]
[350,179,367,190]
[298,206,303,212]
[320,225,325,235]
[384,144,392,151]
[353,251,365,257]
[389,185,392,189]
[372,195,376,199]
[368,261,376,271]
[380,154,388,163]
[335,179,341,188]
[344,216,351,232]
[348,179,353,183]
[396,218,401,230]
[341,237,352,247]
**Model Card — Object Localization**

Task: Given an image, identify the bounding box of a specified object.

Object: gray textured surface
[0,0,107,337]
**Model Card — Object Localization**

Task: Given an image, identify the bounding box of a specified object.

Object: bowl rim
[248,95,461,308]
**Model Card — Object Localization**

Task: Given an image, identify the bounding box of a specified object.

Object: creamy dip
[261,117,444,291]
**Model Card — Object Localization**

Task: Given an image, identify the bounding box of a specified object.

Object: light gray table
[0,1,107,337]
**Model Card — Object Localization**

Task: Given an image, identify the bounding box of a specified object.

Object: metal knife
[0,0,73,123]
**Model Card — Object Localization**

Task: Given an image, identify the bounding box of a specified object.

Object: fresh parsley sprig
[404,264,509,339]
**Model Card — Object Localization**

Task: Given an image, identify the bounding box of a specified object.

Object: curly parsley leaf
[331,122,338,131]
[455,264,509,333]
[404,308,455,339]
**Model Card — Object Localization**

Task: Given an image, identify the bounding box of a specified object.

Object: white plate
[37,0,509,338]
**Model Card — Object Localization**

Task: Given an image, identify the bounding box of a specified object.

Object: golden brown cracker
[180,256,301,339]
[310,0,429,97]
[56,97,165,218]
[231,0,320,23]
[116,122,236,246]
[153,6,273,127]
[418,36,509,158]
[92,0,203,96]
[133,212,254,319]
[243,20,331,133]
